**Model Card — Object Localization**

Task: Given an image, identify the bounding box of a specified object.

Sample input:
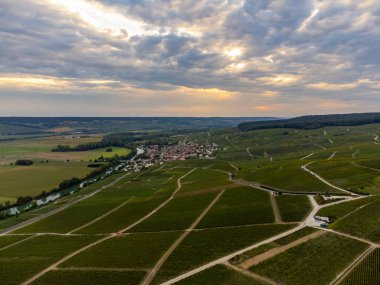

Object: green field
[177,265,264,285]
[276,195,311,222]
[152,224,295,284]
[249,232,368,285]
[0,122,379,284]
[61,232,181,269]
[197,186,274,228]
[32,270,146,285]
[340,248,380,285]
[332,198,380,242]
[0,235,100,285]
[0,161,93,198]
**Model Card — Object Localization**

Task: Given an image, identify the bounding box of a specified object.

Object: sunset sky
[0,0,379,116]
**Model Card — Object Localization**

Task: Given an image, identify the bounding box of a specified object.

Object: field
[276,195,311,222]
[0,134,130,200]
[249,233,368,285]
[0,121,379,284]
[176,265,264,285]
[0,161,93,198]
[152,224,295,284]
[332,198,380,242]
[340,248,380,285]
[0,235,100,285]
[197,186,274,228]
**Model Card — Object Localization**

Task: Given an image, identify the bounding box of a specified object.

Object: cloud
[0,0,379,116]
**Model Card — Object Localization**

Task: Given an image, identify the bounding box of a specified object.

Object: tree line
[238,113,380,131]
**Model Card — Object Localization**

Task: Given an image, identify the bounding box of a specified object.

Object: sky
[0,0,379,117]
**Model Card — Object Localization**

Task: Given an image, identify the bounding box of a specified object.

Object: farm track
[224,262,276,285]
[142,190,225,285]
[328,151,337,160]
[0,172,131,236]
[0,234,36,252]
[301,162,358,195]
[300,153,314,160]
[238,230,326,269]
[269,193,282,224]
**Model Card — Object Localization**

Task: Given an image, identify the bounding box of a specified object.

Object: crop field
[340,248,380,285]
[61,232,181,269]
[237,160,339,193]
[0,235,100,285]
[197,186,274,228]
[176,265,264,285]
[32,270,147,285]
[152,224,295,284]
[308,160,380,194]
[130,192,218,232]
[180,168,232,192]
[0,122,379,284]
[249,232,368,285]
[332,198,380,242]
[276,195,311,222]
[317,196,378,220]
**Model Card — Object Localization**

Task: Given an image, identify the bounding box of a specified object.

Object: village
[124,141,219,172]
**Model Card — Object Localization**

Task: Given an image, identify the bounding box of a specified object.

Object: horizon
[1,1,380,116]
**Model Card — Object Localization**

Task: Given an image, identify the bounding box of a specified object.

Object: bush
[15,159,33,166]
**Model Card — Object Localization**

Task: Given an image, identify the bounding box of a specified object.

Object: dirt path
[315,144,327,150]
[68,197,134,234]
[229,162,239,172]
[301,162,358,195]
[330,246,374,285]
[142,190,225,285]
[329,139,334,144]
[0,235,36,252]
[0,172,131,236]
[300,153,314,160]
[22,235,113,285]
[352,161,380,172]
[246,147,253,157]
[54,267,150,272]
[269,193,282,224]
[119,168,197,233]
[239,230,326,269]
[351,149,359,159]
[224,262,276,285]
[328,151,337,160]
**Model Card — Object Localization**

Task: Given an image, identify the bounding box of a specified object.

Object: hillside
[238,113,380,131]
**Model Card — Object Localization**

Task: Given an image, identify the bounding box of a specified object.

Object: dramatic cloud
[0,0,379,116]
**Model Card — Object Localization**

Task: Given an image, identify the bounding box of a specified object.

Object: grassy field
[0,161,93,198]
[197,186,274,228]
[340,248,380,285]
[276,195,311,222]
[152,224,295,284]
[249,232,368,285]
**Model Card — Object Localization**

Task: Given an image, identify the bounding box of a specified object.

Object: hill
[238,113,380,131]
